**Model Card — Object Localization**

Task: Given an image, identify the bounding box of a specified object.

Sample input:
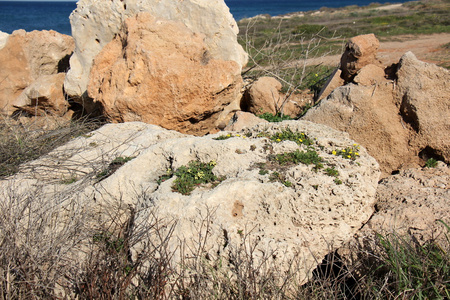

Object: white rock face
[65,0,248,99]
[3,121,380,283]
[0,31,8,50]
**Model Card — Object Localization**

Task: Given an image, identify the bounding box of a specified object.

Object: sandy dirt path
[307,32,450,67]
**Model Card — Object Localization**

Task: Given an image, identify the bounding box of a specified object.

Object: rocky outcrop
[14,73,68,116]
[224,111,268,131]
[0,30,74,115]
[0,31,8,50]
[243,77,283,115]
[303,48,449,176]
[65,0,247,102]
[340,33,382,82]
[242,77,306,118]
[88,13,243,135]
[3,120,380,284]
[396,52,450,163]
[364,162,449,243]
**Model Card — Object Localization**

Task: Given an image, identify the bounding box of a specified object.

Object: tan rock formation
[303,50,449,176]
[396,52,450,164]
[65,0,247,102]
[14,73,68,116]
[0,31,8,50]
[88,13,243,135]
[224,111,268,131]
[340,34,382,82]
[2,120,380,286]
[242,76,304,117]
[317,68,345,101]
[365,162,450,243]
[0,30,74,115]
[243,77,283,115]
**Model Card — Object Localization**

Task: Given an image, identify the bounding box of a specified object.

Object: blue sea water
[0,0,413,36]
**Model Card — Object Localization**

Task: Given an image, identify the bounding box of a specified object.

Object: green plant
[258,112,292,122]
[268,171,291,187]
[60,175,78,185]
[325,166,339,178]
[374,222,450,299]
[425,158,438,168]
[213,134,233,140]
[96,156,136,180]
[171,160,224,195]
[273,149,323,170]
[331,144,360,160]
[157,168,174,184]
[270,127,314,146]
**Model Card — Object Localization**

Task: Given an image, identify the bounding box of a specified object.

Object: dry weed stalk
[241,19,339,116]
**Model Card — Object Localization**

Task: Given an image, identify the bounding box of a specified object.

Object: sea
[0,0,413,36]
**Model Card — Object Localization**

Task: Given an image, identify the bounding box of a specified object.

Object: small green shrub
[171,160,224,195]
[273,149,324,172]
[270,127,314,146]
[324,166,339,177]
[331,144,360,160]
[258,112,293,122]
[425,158,438,168]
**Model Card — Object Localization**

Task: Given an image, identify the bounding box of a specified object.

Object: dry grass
[1,172,448,299]
[0,115,103,179]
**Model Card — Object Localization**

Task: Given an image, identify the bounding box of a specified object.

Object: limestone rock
[88,13,243,135]
[0,30,74,114]
[0,31,8,50]
[353,64,387,86]
[224,111,268,131]
[242,76,303,117]
[65,0,247,101]
[340,34,382,82]
[14,73,68,116]
[364,163,450,243]
[396,52,450,164]
[243,77,283,115]
[3,120,380,284]
[317,68,345,101]
[303,51,449,176]
[302,83,416,177]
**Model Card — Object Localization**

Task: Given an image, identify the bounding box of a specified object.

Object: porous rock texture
[0,30,74,115]
[396,52,450,164]
[88,13,243,135]
[65,0,247,101]
[363,162,450,243]
[3,120,380,284]
[303,52,450,177]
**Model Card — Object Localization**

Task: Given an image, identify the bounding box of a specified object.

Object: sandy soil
[308,32,450,67]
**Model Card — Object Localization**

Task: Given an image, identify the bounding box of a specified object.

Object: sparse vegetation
[425,157,439,168]
[0,116,103,178]
[257,112,293,122]
[158,160,225,195]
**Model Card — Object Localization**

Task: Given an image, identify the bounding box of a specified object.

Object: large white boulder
[64,0,248,100]
[3,120,380,284]
[0,31,8,50]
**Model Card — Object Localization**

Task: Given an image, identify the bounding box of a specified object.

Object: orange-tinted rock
[354,64,387,86]
[0,30,74,115]
[88,13,243,135]
[340,34,382,82]
[14,73,68,116]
